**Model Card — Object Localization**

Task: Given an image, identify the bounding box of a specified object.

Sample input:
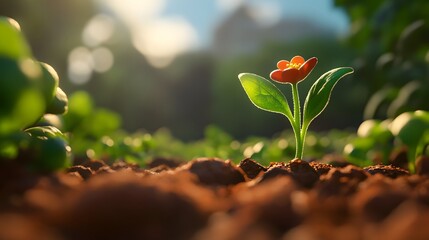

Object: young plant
[239,56,353,159]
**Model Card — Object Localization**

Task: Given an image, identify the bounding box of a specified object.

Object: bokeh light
[82,14,115,47]
[68,47,93,85]
[131,17,198,68]
[91,47,114,73]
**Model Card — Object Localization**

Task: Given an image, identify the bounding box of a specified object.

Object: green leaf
[39,62,59,104]
[303,67,354,127]
[390,111,429,147]
[46,87,68,115]
[25,126,70,171]
[343,137,375,167]
[0,57,45,135]
[0,17,32,59]
[238,73,292,119]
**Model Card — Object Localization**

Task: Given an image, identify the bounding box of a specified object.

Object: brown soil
[2,157,429,240]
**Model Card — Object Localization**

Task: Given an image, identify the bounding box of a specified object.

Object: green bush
[0,16,69,172]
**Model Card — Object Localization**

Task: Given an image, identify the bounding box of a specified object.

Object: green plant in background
[112,126,351,167]
[390,111,429,172]
[60,91,122,163]
[0,16,69,171]
[344,110,429,173]
[335,0,429,172]
[239,55,353,160]
[335,0,429,120]
[344,119,393,167]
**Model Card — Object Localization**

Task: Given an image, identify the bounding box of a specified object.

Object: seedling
[239,56,353,159]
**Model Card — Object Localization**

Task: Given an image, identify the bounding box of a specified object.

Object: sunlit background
[1,0,428,140]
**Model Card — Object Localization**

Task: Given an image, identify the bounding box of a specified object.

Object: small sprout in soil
[239,55,353,159]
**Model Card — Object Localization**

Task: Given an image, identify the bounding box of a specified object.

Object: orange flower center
[277,56,305,70]
[289,62,302,69]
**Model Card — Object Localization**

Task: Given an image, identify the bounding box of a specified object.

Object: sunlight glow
[68,46,115,84]
[131,17,198,68]
[248,2,282,27]
[92,0,348,69]
[216,0,244,12]
[68,47,93,84]
[82,14,115,47]
[19,58,42,79]
[100,0,165,26]
[97,0,198,68]
[92,47,114,73]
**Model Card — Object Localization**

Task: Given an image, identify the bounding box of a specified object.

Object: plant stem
[292,83,303,159]
[300,121,309,159]
[408,149,416,174]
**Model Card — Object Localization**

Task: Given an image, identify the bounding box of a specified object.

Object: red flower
[270,56,318,84]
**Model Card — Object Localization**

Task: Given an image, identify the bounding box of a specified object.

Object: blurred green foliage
[58,90,351,166]
[0,0,427,141]
[0,16,69,172]
[0,2,359,140]
[335,0,429,120]
[337,0,429,170]
[24,126,69,171]
[61,91,121,163]
[65,122,352,167]
[1,1,428,169]
[344,110,429,172]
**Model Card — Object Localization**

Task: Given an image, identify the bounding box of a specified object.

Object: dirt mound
[1,158,429,240]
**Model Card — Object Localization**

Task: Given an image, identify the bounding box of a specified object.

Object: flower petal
[270,69,284,82]
[281,68,301,84]
[277,60,289,70]
[290,56,305,65]
[298,57,318,80]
